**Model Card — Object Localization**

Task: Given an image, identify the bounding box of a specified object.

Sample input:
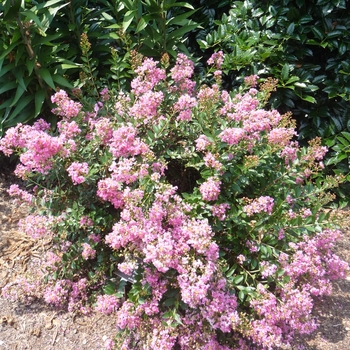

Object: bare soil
[1,163,350,350]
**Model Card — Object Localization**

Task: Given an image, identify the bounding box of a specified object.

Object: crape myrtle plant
[0,51,349,349]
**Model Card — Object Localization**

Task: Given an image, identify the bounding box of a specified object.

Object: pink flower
[244,75,259,87]
[44,252,61,271]
[243,196,274,216]
[100,87,110,101]
[91,117,114,145]
[268,128,297,147]
[7,184,33,203]
[19,215,52,239]
[207,51,224,69]
[95,294,119,315]
[57,120,81,140]
[51,89,82,119]
[97,178,124,209]
[211,203,230,220]
[302,208,312,218]
[170,53,196,94]
[237,254,246,264]
[195,135,211,151]
[199,177,221,201]
[130,91,164,124]
[131,58,166,95]
[109,124,149,158]
[79,215,93,227]
[174,94,197,121]
[67,162,89,185]
[204,152,223,171]
[260,261,277,278]
[219,128,246,145]
[81,243,96,260]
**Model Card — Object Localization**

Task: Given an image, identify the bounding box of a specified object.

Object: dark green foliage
[197,0,350,142]
[0,0,76,135]
[0,0,201,136]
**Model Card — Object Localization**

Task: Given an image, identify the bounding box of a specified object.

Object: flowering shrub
[1,52,348,349]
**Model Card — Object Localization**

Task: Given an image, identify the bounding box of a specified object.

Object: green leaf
[4,0,21,20]
[226,264,237,277]
[286,22,295,36]
[164,298,175,307]
[167,23,199,41]
[34,89,46,117]
[9,85,26,107]
[301,95,316,103]
[43,0,67,7]
[13,69,27,91]
[281,63,289,81]
[0,81,17,95]
[286,76,299,85]
[103,281,117,295]
[123,10,136,32]
[164,2,194,10]
[8,95,34,122]
[52,74,74,88]
[166,9,198,26]
[38,68,55,89]
[135,16,150,33]
[260,245,268,255]
[232,275,244,284]
[0,42,20,61]
[174,312,184,325]
[341,131,350,143]
[20,10,45,30]
[311,27,324,41]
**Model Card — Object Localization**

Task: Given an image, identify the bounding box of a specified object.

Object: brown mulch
[1,161,350,350]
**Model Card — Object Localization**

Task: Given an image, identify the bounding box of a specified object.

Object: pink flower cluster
[282,229,349,296]
[0,119,79,177]
[1,52,348,349]
[195,134,212,151]
[2,277,40,303]
[170,53,196,94]
[199,177,221,201]
[130,91,164,124]
[95,294,120,315]
[109,124,149,158]
[43,252,61,272]
[207,51,224,69]
[51,89,82,118]
[7,184,33,203]
[44,278,90,313]
[19,214,52,239]
[90,117,114,145]
[131,58,166,96]
[250,283,317,348]
[268,127,297,147]
[174,93,197,121]
[67,161,89,185]
[219,127,246,145]
[243,196,274,216]
[204,152,223,171]
[57,120,81,141]
[81,243,96,260]
[211,203,230,220]
[244,74,259,87]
